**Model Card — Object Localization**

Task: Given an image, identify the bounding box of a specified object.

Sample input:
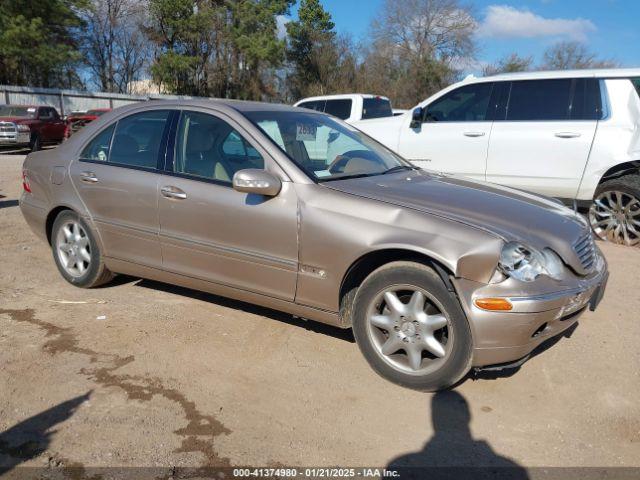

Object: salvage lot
[1,152,639,472]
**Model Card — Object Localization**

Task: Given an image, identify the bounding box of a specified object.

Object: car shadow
[470,322,579,382]
[133,278,356,343]
[387,391,530,480]
[0,392,91,475]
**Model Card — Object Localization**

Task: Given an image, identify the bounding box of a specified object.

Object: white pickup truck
[353,69,640,246]
[294,94,393,123]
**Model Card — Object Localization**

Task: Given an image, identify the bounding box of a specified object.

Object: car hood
[325,170,592,273]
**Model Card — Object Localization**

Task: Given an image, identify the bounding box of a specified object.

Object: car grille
[0,122,16,133]
[573,232,596,272]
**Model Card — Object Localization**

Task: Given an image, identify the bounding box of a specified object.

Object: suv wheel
[589,174,640,246]
[51,210,115,287]
[352,261,473,391]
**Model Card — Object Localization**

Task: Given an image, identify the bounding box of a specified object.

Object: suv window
[110,110,170,168]
[362,97,392,119]
[570,78,602,120]
[323,99,352,120]
[174,111,264,183]
[506,79,572,121]
[424,83,493,122]
[631,78,640,98]
[80,124,116,161]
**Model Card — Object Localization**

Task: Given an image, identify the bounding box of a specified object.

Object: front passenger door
[398,82,495,181]
[158,110,299,301]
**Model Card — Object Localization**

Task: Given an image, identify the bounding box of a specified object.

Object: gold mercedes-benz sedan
[19,100,608,390]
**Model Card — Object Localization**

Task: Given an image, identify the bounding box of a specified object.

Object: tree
[482,53,533,76]
[365,0,477,107]
[542,41,618,70]
[0,0,86,88]
[81,0,151,93]
[285,0,336,99]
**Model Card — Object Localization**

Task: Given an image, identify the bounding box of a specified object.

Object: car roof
[467,68,640,83]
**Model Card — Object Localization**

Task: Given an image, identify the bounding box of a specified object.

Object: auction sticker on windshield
[296,124,317,141]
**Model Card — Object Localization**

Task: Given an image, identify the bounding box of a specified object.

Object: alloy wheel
[589,190,640,246]
[55,220,92,277]
[365,285,453,375]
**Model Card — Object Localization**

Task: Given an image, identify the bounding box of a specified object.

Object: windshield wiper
[382,165,417,175]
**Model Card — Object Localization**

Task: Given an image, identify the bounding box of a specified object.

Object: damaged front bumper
[452,254,609,367]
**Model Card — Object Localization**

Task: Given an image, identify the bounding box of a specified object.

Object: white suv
[354,69,640,246]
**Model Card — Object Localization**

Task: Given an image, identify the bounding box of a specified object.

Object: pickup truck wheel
[29,133,41,152]
[51,210,115,287]
[352,261,473,391]
[589,174,640,246]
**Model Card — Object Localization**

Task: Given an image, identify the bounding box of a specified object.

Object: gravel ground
[0,151,639,476]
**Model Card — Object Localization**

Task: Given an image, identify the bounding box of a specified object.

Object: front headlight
[499,242,564,282]
[16,124,30,132]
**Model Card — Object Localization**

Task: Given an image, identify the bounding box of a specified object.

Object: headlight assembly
[499,242,564,282]
[16,124,30,132]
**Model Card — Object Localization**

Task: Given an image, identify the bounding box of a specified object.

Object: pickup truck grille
[0,122,17,133]
[573,232,596,272]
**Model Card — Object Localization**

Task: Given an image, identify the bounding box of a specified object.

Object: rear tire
[51,210,114,288]
[589,174,640,246]
[352,261,473,391]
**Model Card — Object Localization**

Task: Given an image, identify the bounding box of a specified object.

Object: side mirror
[410,107,424,129]
[232,169,282,197]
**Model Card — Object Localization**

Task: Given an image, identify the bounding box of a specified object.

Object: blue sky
[288,0,640,71]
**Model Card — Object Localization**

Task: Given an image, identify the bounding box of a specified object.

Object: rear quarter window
[80,124,115,161]
[631,78,640,98]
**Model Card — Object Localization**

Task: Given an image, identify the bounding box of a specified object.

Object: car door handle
[463,131,485,137]
[161,186,187,200]
[555,132,581,138]
[80,171,99,183]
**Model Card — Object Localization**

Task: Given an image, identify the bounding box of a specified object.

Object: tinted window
[631,78,640,98]
[323,99,352,120]
[506,80,572,121]
[174,111,264,183]
[425,83,493,122]
[297,100,325,112]
[38,108,52,120]
[110,110,170,168]
[362,97,393,119]
[570,79,602,120]
[80,124,115,161]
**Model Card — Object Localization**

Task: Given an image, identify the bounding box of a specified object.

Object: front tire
[352,261,473,391]
[51,210,114,287]
[589,174,640,246]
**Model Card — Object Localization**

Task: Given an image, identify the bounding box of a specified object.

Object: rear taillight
[22,171,31,193]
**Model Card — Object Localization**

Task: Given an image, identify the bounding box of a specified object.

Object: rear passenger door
[485,79,600,198]
[70,109,173,268]
[158,109,299,301]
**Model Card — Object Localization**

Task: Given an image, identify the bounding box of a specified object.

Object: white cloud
[477,5,596,42]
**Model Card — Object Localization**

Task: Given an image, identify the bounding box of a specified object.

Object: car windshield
[0,106,36,118]
[245,110,413,181]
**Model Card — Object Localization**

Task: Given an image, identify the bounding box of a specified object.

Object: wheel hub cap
[55,220,91,277]
[589,190,640,246]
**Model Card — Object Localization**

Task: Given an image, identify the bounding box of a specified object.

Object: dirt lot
[1,151,639,476]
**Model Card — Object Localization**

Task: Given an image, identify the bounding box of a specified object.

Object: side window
[38,108,52,120]
[424,83,493,122]
[570,78,602,120]
[174,111,264,184]
[506,79,572,121]
[49,108,60,120]
[297,100,325,112]
[80,124,115,161]
[323,99,352,120]
[110,110,170,168]
[630,78,640,98]
[362,97,392,119]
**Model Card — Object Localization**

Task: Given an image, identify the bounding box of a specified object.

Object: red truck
[0,104,67,151]
[65,108,111,137]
